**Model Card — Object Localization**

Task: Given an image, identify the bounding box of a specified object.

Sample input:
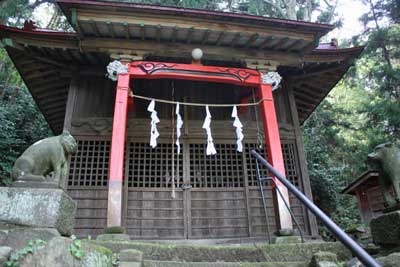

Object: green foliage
[69,235,85,260]
[111,253,119,266]
[0,50,52,185]
[104,226,126,234]
[5,239,46,267]
[302,0,399,237]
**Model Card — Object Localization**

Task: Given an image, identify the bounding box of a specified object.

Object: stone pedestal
[0,187,76,236]
[370,210,400,247]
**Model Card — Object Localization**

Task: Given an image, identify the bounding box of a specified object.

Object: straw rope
[130,93,272,107]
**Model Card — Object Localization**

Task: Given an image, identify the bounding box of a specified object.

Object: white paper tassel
[147,100,160,148]
[202,105,217,155]
[175,103,183,154]
[171,175,176,199]
[231,106,244,152]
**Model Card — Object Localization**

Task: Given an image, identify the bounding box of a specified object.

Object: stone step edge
[90,240,352,262]
[142,260,309,267]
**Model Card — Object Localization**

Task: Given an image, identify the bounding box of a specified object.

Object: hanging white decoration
[175,103,183,154]
[106,60,128,81]
[231,106,244,152]
[202,105,217,155]
[147,100,160,148]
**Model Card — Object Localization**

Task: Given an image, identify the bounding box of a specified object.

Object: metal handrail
[250,149,381,267]
[255,157,304,243]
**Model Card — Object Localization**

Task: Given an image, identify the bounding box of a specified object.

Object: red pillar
[107,73,130,227]
[258,82,293,231]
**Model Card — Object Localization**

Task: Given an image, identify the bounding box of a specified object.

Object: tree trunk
[303,0,312,21]
[367,0,393,69]
[285,0,297,20]
[0,54,7,74]
[0,72,12,99]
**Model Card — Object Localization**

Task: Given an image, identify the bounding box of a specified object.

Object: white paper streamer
[175,103,183,154]
[202,105,217,155]
[147,100,160,148]
[231,106,244,152]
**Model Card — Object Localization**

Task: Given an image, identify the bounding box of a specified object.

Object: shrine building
[0,0,363,240]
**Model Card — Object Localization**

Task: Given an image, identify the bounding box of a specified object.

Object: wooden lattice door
[187,142,249,239]
[124,141,187,239]
[68,137,308,240]
[123,139,250,239]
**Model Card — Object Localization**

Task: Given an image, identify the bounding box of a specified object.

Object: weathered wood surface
[65,73,314,239]
[67,137,309,239]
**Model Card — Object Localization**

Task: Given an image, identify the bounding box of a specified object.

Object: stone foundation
[370,210,400,247]
[0,187,76,236]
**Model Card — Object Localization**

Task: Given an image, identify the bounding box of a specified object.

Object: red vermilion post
[107,73,130,227]
[258,82,293,231]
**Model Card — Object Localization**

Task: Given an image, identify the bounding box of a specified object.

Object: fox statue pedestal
[370,210,400,247]
[0,187,76,250]
[0,187,76,236]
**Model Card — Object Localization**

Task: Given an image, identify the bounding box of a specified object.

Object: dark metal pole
[250,150,381,267]
[255,158,272,243]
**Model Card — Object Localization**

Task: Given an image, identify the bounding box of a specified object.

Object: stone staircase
[90,240,352,267]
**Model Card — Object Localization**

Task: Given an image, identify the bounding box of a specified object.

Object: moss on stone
[104,226,125,234]
[89,240,351,263]
[90,244,113,257]
[142,260,308,267]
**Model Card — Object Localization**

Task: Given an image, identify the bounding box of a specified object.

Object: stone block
[119,249,143,262]
[273,236,302,244]
[20,237,113,267]
[309,252,338,267]
[0,231,6,246]
[97,234,130,241]
[0,225,60,250]
[345,258,363,267]
[0,246,12,265]
[370,211,400,246]
[0,187,76,236]
[278,228,294,236]
[119,262,142,267]
[377,252,400,267]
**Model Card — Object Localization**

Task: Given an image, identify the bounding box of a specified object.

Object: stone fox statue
[367,142,400,207]
[11,131,78,189]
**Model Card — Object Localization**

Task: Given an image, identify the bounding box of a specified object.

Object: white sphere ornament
[192,48,203,60]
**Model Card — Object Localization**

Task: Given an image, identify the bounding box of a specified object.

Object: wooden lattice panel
[248,188,277,235]
[67,139,110,238]
[282,142,301,187]
[245,142,301,187]
[190,189,249,238]
[189,143,244,188]
[245,144,269,187]
[68,189,108,238]
[125,190,185,239]
[245,141,308,235]
[67,136,310,239]
[126,142,184,188]
[68,139,110,187]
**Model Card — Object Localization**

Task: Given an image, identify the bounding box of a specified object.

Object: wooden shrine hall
[0,0,363,240]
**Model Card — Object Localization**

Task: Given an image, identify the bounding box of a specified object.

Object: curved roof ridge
[56,0,334,31]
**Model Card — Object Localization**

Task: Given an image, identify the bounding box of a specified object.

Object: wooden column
[63,75,78,132]
[287,83,319,236]
[107,73,130,227]
[258,82,293,231]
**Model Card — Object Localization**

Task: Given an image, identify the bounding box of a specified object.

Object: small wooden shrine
[0,0,363,240]
[342,171,390,223]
